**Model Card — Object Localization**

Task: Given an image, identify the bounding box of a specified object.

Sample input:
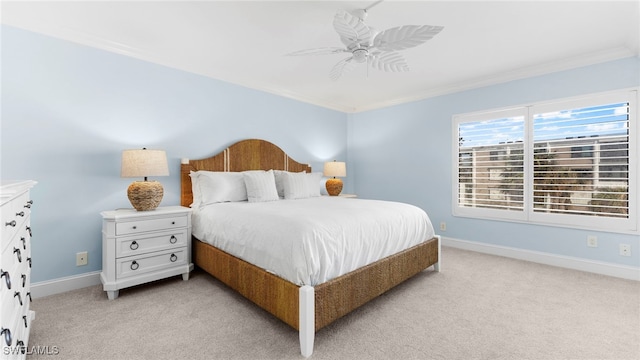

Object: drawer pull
[23,316,28,328]
[171,221,176,225]
[14,291,23,306]
[130,241,139,250]
[21,274,26,288]
[14,247,22,262]
[24,203,31,209]
[26,226,32,237]
[169,235,177,244]
[132,225,137,230]
[26,292,32,303]
[1,270,11,289]
[27,257,32,268]
[1,328,11,346]
[26,200,33,206]
[130,261,139,270]
[16,211,25,217]
[5,220,16,227]
[170,253,178,262]
[21,237,26,249]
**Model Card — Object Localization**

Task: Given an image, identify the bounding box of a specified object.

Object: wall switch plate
[440,222,446,231]
[619,244,631,257]
[587,235,598,248]
[76,251,88,266]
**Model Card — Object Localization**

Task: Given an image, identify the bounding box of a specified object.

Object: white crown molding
[20,25,356,113]
[3,23,635,114]
[348,46,637,113]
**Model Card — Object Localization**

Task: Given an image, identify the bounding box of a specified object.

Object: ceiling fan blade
[369,52,409,72]
[329,56,355,81]
[373,25,444,52]
[364,0,384,11]
[333,9,374,46]
[286,47,349,56]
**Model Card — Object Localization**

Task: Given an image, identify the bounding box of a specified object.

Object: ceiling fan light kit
[287,1,443,80]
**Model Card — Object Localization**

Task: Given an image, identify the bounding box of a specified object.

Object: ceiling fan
[286,0,444,80]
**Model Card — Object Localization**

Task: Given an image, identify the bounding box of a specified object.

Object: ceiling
[2,1,638,113]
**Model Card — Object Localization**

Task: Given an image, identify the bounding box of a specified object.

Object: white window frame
[452,89,638,234]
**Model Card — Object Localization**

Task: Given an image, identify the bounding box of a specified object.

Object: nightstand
[100,206,193,300]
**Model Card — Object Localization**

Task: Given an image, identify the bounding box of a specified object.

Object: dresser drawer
[1,243,21,286]
[116,248,187,279]
[1,285,17,334]
[1,202,14,252]
[116,229,188,258]
[115,215,188,236]
[1,201,27,255]
[0,306,18,349]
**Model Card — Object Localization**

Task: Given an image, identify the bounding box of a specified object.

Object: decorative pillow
[191,171,247,207]
[283,172,322,200]
[273,170,287,198]
[243,170,279,203]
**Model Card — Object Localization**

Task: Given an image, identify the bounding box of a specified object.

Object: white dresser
[100,206,193,300]
[1,181,36,360]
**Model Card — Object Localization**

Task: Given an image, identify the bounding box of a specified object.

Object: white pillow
[189,171,202,208]
[283,172,322,200]
[191,171,247,207]
[243,170,279,203]
[273,170,287,198]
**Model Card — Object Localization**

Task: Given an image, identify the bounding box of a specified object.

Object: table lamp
[323,160,346,196]
[121,148,169,211]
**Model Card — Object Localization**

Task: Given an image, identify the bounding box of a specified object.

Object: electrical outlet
[440,222,446,231]
[587,235,598,248]
[619,244,631,257]
[76,251,88,266]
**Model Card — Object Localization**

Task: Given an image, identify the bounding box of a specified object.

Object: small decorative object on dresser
[121,148,170,211]
[100,206,193,300]
[323,160,346,196]
[1,180,37,360]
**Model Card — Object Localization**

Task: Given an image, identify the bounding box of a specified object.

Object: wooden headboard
[180,139,312,207]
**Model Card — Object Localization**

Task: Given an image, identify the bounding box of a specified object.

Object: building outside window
[453,90,636,233]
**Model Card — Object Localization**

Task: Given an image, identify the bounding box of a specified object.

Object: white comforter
[192,197,434,286]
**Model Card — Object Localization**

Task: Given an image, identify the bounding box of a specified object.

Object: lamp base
[325,178,343,196]
[127,181,163,211]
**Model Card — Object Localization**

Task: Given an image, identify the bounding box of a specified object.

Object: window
[453,90,637,233]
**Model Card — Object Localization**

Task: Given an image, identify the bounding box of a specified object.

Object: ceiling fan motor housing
[352,49,368,63]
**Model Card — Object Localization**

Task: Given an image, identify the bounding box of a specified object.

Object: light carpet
[27,247,640,360]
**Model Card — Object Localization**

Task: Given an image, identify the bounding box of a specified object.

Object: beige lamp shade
[323,161,346,178]
[121,149,169,178]
[323,161,346,196]
[121,149,169,211]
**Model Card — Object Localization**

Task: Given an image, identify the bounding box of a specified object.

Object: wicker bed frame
[180,139,440,357]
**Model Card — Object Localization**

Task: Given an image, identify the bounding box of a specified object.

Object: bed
[180,139,440,357]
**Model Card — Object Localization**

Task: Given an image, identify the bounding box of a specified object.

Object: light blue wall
[349,57,640,268]
[1,26,348,282]
[3,25,638,284]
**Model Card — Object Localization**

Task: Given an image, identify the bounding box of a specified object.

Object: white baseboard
[31,271,102,299]
[442,237,640,281]
[29,238,638,299]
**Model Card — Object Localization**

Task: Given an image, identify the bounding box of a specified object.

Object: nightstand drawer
[116,230,188,258]
[116,248,188,279]
[115,215,188,236]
